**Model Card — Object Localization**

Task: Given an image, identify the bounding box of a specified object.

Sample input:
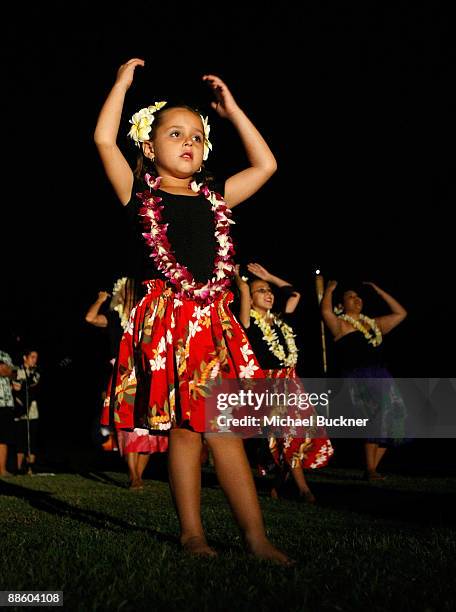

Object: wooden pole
[315,270,328,374]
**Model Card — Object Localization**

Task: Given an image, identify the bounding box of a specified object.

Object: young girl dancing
[94,58,293,564]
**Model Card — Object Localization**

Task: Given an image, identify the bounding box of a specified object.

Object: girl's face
[24,352,38,368]
[250,281,274,311]
[146,108,205,178]
[343,290,363,315]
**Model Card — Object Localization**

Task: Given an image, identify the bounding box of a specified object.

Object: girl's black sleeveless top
[123,180,223,283]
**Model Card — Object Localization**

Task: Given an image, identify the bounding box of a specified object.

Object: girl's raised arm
[234,266,252,329]
[321,281,342,338]
[203,75,277,209]
[364,282,408,335]
[94,59,144,205]
[247,263,301,314]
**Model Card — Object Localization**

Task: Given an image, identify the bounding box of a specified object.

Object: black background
[2,3,454,468]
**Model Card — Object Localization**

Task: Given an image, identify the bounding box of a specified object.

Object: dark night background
[2,3,454,471]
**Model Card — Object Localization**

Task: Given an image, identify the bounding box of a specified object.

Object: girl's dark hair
[332,280,378,316]
[332,279,364,306]
[133,103,215,188]
[23,348,38,357]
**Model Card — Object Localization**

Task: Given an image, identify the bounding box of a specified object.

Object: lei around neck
[338,313,383,347]
[250,309,298,368]
[138,175,236,303]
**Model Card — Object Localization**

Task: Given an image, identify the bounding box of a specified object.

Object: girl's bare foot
[298,489,316,504]
[364,470,386,482]
[245,535,295,566]
[270,486,279,500]
[129,478,144,490]
[181,535,217,557]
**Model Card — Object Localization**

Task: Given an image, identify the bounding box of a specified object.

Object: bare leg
[205,434,294,565]
[365,442,378,472]
[26,453,36,475]
[291,466,316,503]
[364,442,386,480]
[374,446,387,471]
[0,444,11,476]
[137,454,150,480]
[168,429,216,556]
[17,452,25,471]
[126,453,142,489]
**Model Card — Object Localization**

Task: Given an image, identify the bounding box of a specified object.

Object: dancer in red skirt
[235,263,334,503]
[94,58,293,564]
[86,278,162,490]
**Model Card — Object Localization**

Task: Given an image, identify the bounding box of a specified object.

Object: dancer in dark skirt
[321,280,408,481]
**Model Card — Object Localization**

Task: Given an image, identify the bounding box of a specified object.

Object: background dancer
[321,280,408,481]
[85,278,160,489]
[235,263,334,503]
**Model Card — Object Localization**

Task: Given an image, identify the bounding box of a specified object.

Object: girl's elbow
[240,318,250,330]
[265,159,278,176]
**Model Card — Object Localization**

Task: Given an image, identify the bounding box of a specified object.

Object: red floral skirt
[264,367,334,470]
[101,279,264,446]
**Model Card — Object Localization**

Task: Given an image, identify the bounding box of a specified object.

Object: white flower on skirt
[150,355,166,371]
[188,320,202,338]
[157,336,166,354]
[240,342,254,363]
[239,359,259,378]
[193,305,211,320]
[166,329,173,345]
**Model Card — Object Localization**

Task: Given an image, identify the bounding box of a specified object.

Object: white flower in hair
[128,101,167,147]
[149,101,167,113]
[201,115,212,160]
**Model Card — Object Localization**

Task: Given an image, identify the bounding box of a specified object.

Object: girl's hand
[202,74,240,118]
[97,291,111,302]
[247,263,270,281]
[234,265,249,290]
[327,280,338,291]
[363,281,380,293]
[114,58,145,91]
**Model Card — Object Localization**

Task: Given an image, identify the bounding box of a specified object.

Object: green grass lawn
[1,468,455,611]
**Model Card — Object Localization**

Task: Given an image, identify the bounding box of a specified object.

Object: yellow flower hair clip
[201,115,212,161]
[128,102,213,159]
[128,101,168,147]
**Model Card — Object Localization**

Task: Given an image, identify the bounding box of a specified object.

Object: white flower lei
[250,309,298,368]
[138,176,235,304]
[338,313,383,347]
